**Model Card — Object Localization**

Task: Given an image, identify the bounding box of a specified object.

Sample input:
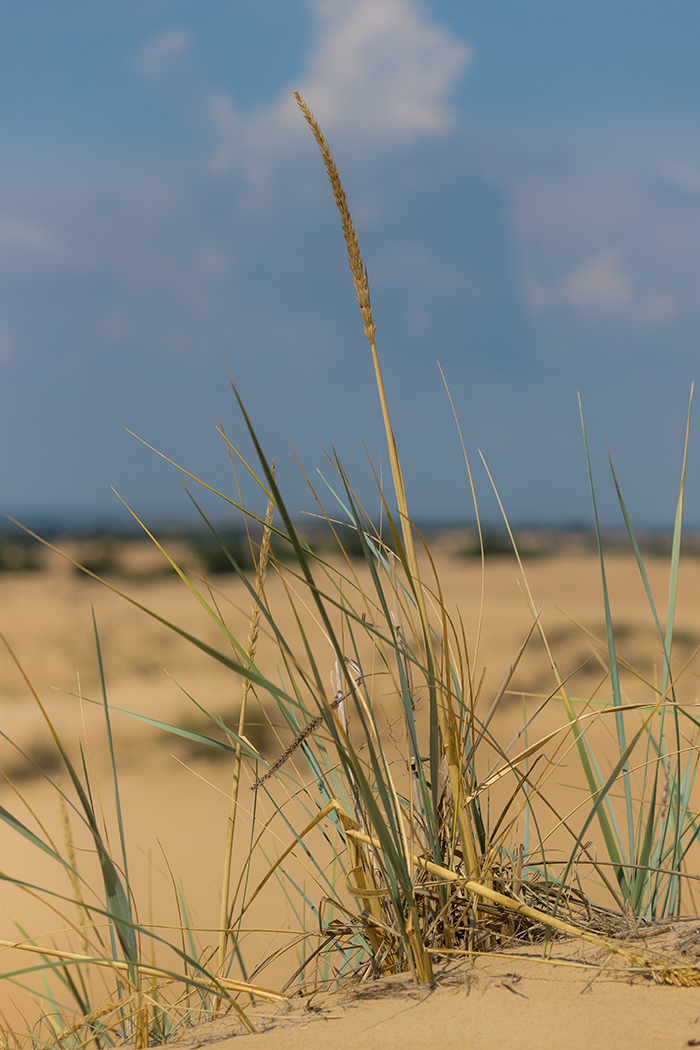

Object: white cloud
[497,121,700,335]
[0,218,57,254]
[643,290,678,322]
[133,28,193,81]
[216,0,471,172]
[551,249,679,323]
[295,0,472,142]
[135,0,471,176]
[658,161,700,199]
[561,250,634,311]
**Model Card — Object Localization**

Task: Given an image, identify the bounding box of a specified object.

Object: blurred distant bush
[0,537,42,571]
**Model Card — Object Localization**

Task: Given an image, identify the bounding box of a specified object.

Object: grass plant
[1,94,700,1045]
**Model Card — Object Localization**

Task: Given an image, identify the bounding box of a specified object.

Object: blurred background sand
[0,533,699,1028]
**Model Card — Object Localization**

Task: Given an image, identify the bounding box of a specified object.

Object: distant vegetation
[1,526,699,576]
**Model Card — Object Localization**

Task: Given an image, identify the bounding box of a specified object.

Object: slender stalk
[0,937,282,1006]
[216,479,275,984]
[295,93,478,898]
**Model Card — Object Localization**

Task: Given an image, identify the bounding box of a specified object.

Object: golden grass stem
[0,937,283,1006]
[294,92,478,904]
[217,477,275,984]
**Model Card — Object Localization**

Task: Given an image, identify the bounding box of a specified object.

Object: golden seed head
[294,92,376,344]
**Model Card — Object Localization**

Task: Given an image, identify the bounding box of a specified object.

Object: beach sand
[0,543,699,1044]
[168,940,700,1050]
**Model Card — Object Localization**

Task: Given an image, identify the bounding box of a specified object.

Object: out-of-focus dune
[0,537,699,1039]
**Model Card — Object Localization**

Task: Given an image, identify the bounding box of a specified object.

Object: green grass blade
[62,690,264,761]
[579,395,634,878]
[92,610,132,906]
[663,384,693,698]
[632,765,658,914]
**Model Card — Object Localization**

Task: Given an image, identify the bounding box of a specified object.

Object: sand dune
[0,545,699,1045]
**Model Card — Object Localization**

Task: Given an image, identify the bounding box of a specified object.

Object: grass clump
[1,94,700,1047]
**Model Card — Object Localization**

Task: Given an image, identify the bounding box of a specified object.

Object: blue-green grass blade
[607,453,673,687]
[315,469,418,608]
[632,766,658,914]
[61,689,264,762]
[335,469,440,851]
[13,922,92,1018]
[663,384,693,698]
[0,873,250,1014]
[92,610,132,913]
[552,688,670,915]
[0,631,139,967]
[660,387,693,914]
[579,396,634,876]
[114,490,295,681]
[183,491,334,704]
[123,424,275,505]
[519,613,629,894]
[0,809,79,878]
[479,452,629,892]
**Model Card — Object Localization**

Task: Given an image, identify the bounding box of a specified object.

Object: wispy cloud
[294,0,471,141]
[0,218,58,255]
[530,248,680,323]
[503,124,700,333]
[132,27,193,81]
[561,249,634,312]
[135,0,471,176]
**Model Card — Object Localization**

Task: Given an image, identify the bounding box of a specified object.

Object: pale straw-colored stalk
[294,94,478,900]
[0,937,283,1005]
[216,476,275,986]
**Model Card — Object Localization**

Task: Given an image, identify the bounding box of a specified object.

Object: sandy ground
[1,545,700,1043]
[168,946,700,1050]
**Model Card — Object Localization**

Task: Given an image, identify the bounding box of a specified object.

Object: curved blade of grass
[606,448,682,914]
[0,630,138,968]
[664,383,693,698]
[658,386,693,911]
[478,448,629,896]
[0,805,79,878]
[606,454,672,680]
[579,396,633,882]
[632,766,658,913]
[61,690,264,762]
[0,873,266,1024]
[92,610,134,952]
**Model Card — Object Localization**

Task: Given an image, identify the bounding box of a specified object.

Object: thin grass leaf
[579,397,634,879]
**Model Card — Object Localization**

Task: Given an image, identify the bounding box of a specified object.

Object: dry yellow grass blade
[0,938,285,1005]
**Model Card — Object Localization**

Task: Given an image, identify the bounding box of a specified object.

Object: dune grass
[0,94,700,1045]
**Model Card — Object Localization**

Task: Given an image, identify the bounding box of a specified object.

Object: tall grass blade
[579,395,633,888]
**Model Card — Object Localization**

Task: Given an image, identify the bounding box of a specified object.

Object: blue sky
[2,0,700,530]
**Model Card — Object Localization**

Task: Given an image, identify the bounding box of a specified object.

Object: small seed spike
[293,91,376,344]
